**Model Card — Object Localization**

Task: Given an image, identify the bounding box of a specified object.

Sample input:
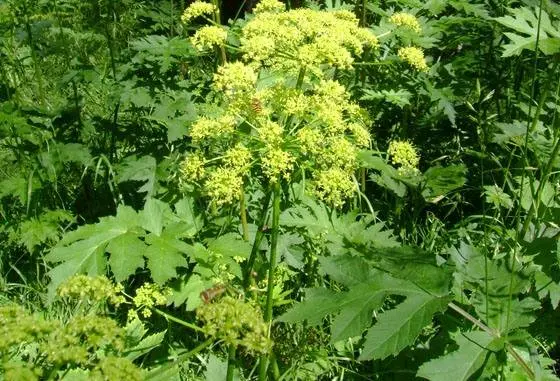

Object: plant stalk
[240,186,250,241]
[226,344,236,381]
[258,182,281,380]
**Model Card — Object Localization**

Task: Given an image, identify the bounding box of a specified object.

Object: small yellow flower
[191,25,228,51]
[390,12,421,33]
[398,46,428,71]
[133,283,170,318]
[347,123,371,148]
[257,120,284,147]
[296,127,323,155]
[181,1,216,24]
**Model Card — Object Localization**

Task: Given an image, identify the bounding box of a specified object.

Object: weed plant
[1,0,560,380]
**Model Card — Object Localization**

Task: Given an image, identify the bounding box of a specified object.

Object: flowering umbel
[398,46,428,71]
[388,140,420,174]
[180,1,383,208]
[390,12,422,33]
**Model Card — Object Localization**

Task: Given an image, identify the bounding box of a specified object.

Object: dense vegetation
[1,0,559,379]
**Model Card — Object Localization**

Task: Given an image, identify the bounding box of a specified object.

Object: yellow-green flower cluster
[0,305,140,378]
[197,296,272,354]
[3,363,40,381]
[181,1,216,24]
[91,356,143,381]
[313,168,356,208]
[191,25,228,51]
[41,316,125,365]
[389,12,421,33]
[257,120,284,147]
[132,283,170,318]
[204,167,244,207]
[0,305,56,354]
[387,140,420,173]
[224,144,252,173]
[57,274,125,306]
[240,7,378,74]
[179,153,206,183]
[253,0,285,14]
[262,148,295,183]
[190,115,236,143]
[214,62,258,97]
[182,7,374,208]
[398,46,428,71]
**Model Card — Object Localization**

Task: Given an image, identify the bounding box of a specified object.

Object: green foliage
[1,0,560,379]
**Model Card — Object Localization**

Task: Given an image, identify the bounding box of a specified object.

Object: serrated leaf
[140,198,173,236]
[277,288,343,326]
[422,164,467,201]
[319,255,375,287]
[106,232,147,282]
[417,331,502,381]
[495,7,560,57]
[279,270,431,344]
[207,233,252,259]
[174,197,203,236]
[329,285,386,342]
[117,155,157,198]
[280,197,332,237]
[145,364,181,381]
[144,233,189,284]
[536,271,560,308]
[45,205,140,298]
[359,294,450,360]
[168,274,213,310]
[126,330,166,361]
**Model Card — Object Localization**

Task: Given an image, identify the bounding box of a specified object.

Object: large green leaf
[117,155,158,198]
[144,232,190,284]
[45,205,141,297]
[495,7,560,56]
[106,232,147,282]
[279,269,441,345]
[417,331,503,381]
[359,294,450,360]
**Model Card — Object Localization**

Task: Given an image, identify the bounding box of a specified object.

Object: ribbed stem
[240,186,249,241]
[226,344,236,381]
[258,182,281,380]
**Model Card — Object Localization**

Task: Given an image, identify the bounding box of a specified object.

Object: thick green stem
[211,0,227,63]
[226,344,236,381]
[243,192,272,288]
[240,186,249,241]
[258,182,281,380]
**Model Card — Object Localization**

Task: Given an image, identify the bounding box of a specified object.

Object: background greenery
[1,0,559,380]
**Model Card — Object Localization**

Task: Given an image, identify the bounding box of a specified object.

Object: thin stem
[448,302,535,380]
[147,339,214,377]
[153,307,205,333]
[258,182,281,381]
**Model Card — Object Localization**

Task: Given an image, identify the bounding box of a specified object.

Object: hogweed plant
[178,1,430,379]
